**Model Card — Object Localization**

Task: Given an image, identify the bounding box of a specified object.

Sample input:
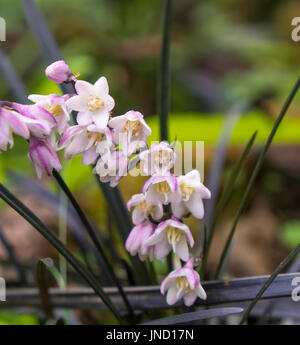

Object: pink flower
[66,77,115,128]
[139,141,175,176]
[160,259,207,306]
[94,150,129,187]
[109,110,151,155]
[27,134,62,178]
[127,193,163,225]
[11,102,56,138]
[142,174,177,205]
[28,93,72,134]
[171,170,211,219]
[125,221,155,261]
[0,105,30,150]
[45,60,74,84]
[144,218,194,261]
[58,124,113,165]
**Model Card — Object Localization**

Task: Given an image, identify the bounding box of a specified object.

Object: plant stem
[158,0,172,142]
[52,170,134,316]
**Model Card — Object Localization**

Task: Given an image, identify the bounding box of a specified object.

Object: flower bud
[45,60,74,84]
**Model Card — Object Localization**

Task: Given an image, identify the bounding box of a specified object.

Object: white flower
[109,110,151,155]
[66,77,115,128]
[127,193,163,225]
[171,170,211,219]
[125,221,155,261]
[28,93,72,134]
[45,60,74,84]
[58,123,113,165]
[139,141,175,176]
[142,174,177,205]
[94,150,129,187]
[144,218,194,261]
[160,259,207,306]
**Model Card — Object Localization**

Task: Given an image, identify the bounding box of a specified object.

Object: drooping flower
[11,102,56,138]
[94,150,129,187]
[58,123,113,165]
[127,193,163,225]
[125,221,155,261]
[27,134,62,179]
[28,94,72,134]
[139,141,176,176]
[66,77,115,128]
[109,110,151,155]
[45,60,74,84]
[0,105,30,151]
[144,218,194,261]
[160,259,206,306]
[142,174,177,205]
[171,170,211,219]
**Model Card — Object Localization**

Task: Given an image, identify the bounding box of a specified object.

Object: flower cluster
[126,144,211,306]
[0,61,151,185]
[0,60,211,308]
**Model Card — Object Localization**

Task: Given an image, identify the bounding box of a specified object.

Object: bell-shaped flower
[144,218,194,261]
[45,60,74,84]
[127,193,163,225]
[109,110,151,155]
[160,259,207,306]
[27,134,62,179]
[66,77,115,128]
[94,150,129,187]
[58,124,113,165]
[139,141,175,176]
[142,174,177,205]
[28,94,72,134]
[125,221,155,261]
[0,105,30,151]
[171,170,211,219]
[12,102,56,138]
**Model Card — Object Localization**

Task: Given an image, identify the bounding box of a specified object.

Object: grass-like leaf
[52,170,134,316]
[240,244,300,324]
[201,130,257,277]
[158,0,172,142]
[214,76,300,280]
[36,258,54,320]
[141,307,243,325]
[0,183,124,324]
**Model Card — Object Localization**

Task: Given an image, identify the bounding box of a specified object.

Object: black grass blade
[0,48,28,103]
[36,258,54,320]
[141,307,243,325]
[0,183,124,323]
[52,170,134,316]
[214,77,300,280]
[240,244,300,324]
[158,0,172,142]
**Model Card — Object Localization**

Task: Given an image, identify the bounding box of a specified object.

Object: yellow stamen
[86,131,105,146]
[45,104,63,117]
[87,94,104,112]
[155,181,170,194]
[138,200,147,212]
[153,149,171,167]
[180,183,195,201]
[124,120,143,137]
[166,226,182,244]
[175,276,190,292]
